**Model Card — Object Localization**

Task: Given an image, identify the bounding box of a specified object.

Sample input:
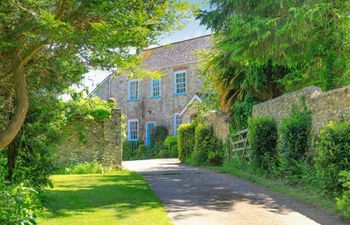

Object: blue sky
[81,0,211,94]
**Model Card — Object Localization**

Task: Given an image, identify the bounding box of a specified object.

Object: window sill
[128,99,139,102]
[128,139,138,142]
[149,96,161,99]
[174,92,187,96]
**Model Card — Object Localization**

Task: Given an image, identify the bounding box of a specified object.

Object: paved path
[123,159,349,225]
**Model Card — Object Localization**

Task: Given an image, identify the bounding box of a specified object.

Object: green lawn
[39,171,172,225]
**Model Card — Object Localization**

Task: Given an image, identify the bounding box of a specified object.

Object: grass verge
[38,170,172,225]
[209,161,338,214]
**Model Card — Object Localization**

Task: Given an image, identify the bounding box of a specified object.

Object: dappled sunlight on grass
[39,171,172,225]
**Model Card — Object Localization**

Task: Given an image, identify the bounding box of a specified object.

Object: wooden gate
[227,128,250,159]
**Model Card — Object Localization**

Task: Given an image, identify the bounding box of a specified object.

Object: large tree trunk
[0,63,28,150]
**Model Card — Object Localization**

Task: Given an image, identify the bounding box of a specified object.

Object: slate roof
[142,34,212,70]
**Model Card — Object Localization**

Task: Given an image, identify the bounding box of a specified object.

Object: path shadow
[138,162,349,225]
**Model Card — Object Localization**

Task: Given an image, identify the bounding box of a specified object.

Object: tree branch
[0,43,46,150]
[0,62,28,150]
[55,0,69,20]
[10,0,37,17]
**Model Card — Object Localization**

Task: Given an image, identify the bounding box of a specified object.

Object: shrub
[192,124,224,166]
[278,106,311,174]
[192,124,210,165]
[248,116,278,171]
[178,123,196,161]
[231,94,259,130]
[315,121,350,194]
[135,144,148,159]
[0,182,40,225]
[170,145,178,158]
[158,149,170,158]
[164,136,178,158]
[151,126,168,146]
[122,140,145,160]
[337,171,350,218]
[64,162,104,174]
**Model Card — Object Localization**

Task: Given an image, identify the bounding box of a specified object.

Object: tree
[0,0,190,150]
[198,0,350,112]
[199,45,288,113]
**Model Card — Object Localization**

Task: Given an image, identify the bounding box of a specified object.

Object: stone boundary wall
[54,108,122,167]
[207,110,230,141]
[253,85,350,139]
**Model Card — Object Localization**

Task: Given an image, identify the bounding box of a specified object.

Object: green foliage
[158,149,170,158]
[315,121,350,194]
[191,124,223,166]
[122,140,146,160]
[170,145,179,158]
[65,97,115,122]
[198,0,350,92]
[178,123,196,161]
[122,141,137,161]
[198,42,288,114]
[0,182,40,225]
[164,136,178,158]
[5,95,64,188]
[231,94,259,130]
[135,145,148,159]
[278,105,312,174]
[63,162,104,174]
[248,116,278,171]
[337,171,350,218]
[151,126,168,147]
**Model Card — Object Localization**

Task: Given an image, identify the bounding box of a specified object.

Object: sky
[79,1,211,95]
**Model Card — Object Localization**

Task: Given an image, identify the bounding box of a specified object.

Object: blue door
[145,122,155,146]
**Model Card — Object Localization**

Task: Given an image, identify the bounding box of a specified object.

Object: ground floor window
[173,113,181,135]
[128,119,139,141]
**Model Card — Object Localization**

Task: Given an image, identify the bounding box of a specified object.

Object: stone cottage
[90,35,212,145]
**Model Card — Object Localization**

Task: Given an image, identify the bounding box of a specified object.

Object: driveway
[123,159,349,225]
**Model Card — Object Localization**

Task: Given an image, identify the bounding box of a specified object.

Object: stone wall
[252,86,350,138]
[207,110,230,141]
[54,108,122,167]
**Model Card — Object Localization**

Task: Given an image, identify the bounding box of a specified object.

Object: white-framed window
[128,119,139,141]
[128,79,139,101]
[174,70,187,95]
[151,79,161,98]
[173,113,181,135]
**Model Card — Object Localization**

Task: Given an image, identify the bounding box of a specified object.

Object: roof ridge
[144,33,212,51]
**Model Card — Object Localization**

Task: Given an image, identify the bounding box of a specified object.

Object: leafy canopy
[197,0,350,119]
[199,0,350,91]
[0,0,191,149]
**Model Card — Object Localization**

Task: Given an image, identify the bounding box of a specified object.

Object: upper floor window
[174,70,187,95]
[128,119,139,141]
[128,79,139,101]
[151,79,161,98]
[173,113,181,135]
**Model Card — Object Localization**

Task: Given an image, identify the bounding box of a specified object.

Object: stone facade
[91,35,212,140]
[252,85,350,138]
[54,109,122,167]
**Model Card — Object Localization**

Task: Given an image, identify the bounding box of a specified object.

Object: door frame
[145,121,156,146]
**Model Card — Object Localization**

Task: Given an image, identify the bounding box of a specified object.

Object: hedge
[278,106,311,174]
[315,121,350,194]
[190,124,222,166]
[178,123,196,161]
[248,116,278,171]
